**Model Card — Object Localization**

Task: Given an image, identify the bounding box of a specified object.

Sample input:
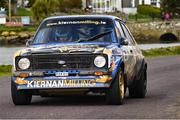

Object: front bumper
[12,75,112,90]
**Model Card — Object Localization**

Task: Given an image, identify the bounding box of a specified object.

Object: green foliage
[142,46,180,57]
[31,0,59,24]
[31,0,82,23]
[28,0,36,7]
[0,26,36,32]
[0,65,12,72]
[137,5,161,17]
[0,65,12,77]
[61,0,82,9]
[0,0,17,12]
[161,0,180,17]
[0,0,8,9]
[11,0,17,4]
[17,7,32,16]
[128,14,151,19]
[58,0,82,13]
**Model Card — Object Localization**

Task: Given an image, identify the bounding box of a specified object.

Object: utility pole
[9,0,11,22]
[121,0,123,13]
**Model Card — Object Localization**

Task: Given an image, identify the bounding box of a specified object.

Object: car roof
[43,15,122,22]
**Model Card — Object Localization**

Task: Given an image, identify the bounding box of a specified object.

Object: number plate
[55,72,69,77]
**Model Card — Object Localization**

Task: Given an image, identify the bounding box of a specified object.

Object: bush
[58,0,82,12]
[0,26,36,32]
[31,0,59,24]
[31,0,82,24]
[128,13,152,19]
[62,0,82,9]
[17,7,32,16]
[137,5,161,18]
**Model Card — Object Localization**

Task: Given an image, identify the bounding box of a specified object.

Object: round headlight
[94,56,106,68]
[18,58,30,70]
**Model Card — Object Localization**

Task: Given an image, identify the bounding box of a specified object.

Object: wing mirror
[26,38,33,46]
[120,37,129,46]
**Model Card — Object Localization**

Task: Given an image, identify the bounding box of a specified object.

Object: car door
[122,23,144,78]
[120,23,138,79]
[114,20,134,81]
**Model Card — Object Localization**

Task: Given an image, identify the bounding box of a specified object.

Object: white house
[139,0,161,8]
[0,8,6,24]
[82,0,138,14]
[17,0,29,7]
[82,0,161,14]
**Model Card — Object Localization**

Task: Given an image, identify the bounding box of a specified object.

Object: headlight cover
[94,56,106,68]
[18,58,30,70]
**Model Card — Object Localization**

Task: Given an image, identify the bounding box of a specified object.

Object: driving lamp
[18,58,30,70]
[94,56,106,68]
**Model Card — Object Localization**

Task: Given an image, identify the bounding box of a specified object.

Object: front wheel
[11,81,32,105]
[129,68,147,98]
[106,70,125,105]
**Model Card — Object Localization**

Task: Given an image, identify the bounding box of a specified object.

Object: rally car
[11,15,147,105]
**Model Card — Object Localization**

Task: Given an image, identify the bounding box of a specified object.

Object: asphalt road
[0,56,180,119]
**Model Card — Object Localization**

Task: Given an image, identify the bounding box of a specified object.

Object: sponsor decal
[15,77,28,85]
[46,20,107,26]
[27,79,96,88]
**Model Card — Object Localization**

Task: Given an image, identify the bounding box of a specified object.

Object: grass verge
[142,46,180,57]
[0,65,12,77]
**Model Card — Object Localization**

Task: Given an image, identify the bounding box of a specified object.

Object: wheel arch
[111,60,126,85]
[143,59,147,71]
[115,60,125,77]
[136,58,147,81]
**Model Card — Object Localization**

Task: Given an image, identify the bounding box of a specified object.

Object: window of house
[151,0,157,6]
[142,0,145,4]
[107,1,110,8]
[97,0,100,8]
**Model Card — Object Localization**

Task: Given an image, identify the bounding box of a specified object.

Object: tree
[64,0,82,9]
[28,0,36,7]
[11,0,17,15]
[31,0,59,23]
[58,0,82,12]
[0,0,8,9]
[161,0,180,17]
[31,0,82,23]
[0,0,17,15]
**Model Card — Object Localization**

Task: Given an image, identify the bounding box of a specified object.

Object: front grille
[16,54,107,70]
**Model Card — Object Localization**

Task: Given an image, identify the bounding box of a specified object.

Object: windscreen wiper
[75,30,112,43]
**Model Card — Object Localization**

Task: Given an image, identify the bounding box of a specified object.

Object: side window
[124,24,137,45]
[121,23,135,45]
[115,20,125,39]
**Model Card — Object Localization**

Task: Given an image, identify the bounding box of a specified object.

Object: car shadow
[31,95,107,106]
[30,93,134,106]
[31,92,162,106]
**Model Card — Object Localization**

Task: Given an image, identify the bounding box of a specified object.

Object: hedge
[137,5,161,17]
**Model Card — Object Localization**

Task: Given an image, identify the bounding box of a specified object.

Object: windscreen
[32,18,115,44]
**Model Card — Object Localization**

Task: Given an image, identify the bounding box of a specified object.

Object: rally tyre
[129,68,147,98]
[106,70,125,105]
[11,81,32,105]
